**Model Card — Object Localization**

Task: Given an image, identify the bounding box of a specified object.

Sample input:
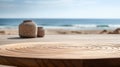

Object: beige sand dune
[0,28,116,35]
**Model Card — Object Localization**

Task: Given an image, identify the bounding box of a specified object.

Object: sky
[0,0,120,18]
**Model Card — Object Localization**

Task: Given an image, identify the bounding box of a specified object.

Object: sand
[0,28,120,46]
[1,34,120,45]
[0,28,116,35]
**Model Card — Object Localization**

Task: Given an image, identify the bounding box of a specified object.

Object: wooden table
[0,42,120,67]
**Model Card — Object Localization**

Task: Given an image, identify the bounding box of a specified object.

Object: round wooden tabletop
[0,42,120,59]
[0,42,120,67]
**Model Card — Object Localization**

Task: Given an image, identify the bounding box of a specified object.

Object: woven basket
[19,20,37,38]
[37,27,45,37]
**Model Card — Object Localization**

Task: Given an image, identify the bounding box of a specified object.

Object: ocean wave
[63,24,120,28]
[0,26,17,29]
[108,24,120,27]
[1,24,120,30]
[72,24,96,28]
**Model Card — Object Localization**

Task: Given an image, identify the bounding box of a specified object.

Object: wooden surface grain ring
[0,42,120,67]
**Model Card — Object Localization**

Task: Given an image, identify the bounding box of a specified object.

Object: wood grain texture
[84,59,120,67]
[0,42,120,67]
[0,57,120,67]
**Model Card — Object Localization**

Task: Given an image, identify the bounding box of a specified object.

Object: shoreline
[0,28,119,35]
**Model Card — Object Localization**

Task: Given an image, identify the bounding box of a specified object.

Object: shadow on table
[8,37,34,40]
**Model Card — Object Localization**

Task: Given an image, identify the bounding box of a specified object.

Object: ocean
[0,18,120,30]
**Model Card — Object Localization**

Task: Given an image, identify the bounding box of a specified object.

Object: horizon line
[0,18,120,19]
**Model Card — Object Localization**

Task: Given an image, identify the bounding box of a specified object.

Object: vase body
[19,20,37,38]
[37,27,45,37]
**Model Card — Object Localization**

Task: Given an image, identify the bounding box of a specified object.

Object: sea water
[0,18,120,30]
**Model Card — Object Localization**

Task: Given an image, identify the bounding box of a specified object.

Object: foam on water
[71,24,120,28]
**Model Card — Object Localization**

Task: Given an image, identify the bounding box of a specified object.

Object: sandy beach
[1,34,120,45]
[0,28,120,45]
[0,28,118,35]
